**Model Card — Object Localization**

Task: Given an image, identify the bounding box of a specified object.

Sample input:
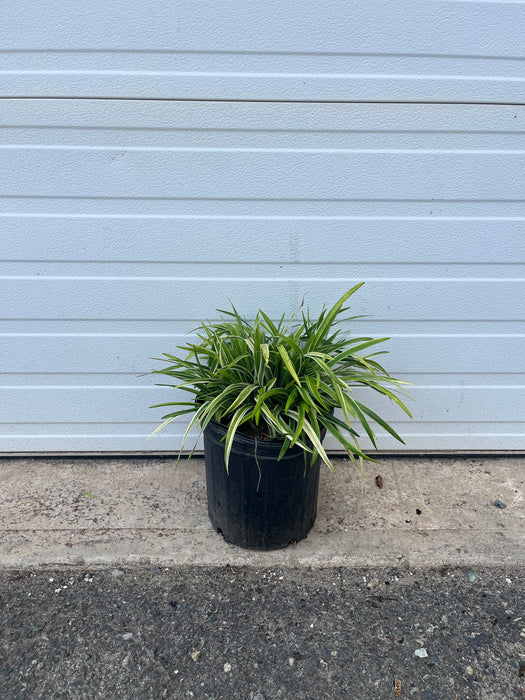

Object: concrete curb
[1,455,523,568]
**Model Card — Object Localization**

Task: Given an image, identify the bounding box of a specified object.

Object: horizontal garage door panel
[2,100,523,133]
[1,218,523,264]
[0,386,521,424]
[2,99,524,452]
[2,149,523,201]
[0,427,519,454]
[3,335,523,375]
[2,1,524,102]
[2,68,524,104]
[3,278,524,321]
[2,103,524,207]
[1,388,523,453]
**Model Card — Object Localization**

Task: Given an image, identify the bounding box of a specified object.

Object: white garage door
[1,1,524,453]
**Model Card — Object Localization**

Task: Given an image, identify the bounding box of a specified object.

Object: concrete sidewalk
[1,455,523,568]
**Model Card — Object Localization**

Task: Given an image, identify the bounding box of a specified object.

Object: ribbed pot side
[203,421,322,550]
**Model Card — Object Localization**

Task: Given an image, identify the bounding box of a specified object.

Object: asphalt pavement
[1,565,524,699]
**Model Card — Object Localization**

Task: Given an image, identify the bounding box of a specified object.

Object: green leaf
[277,345,302,387]
[224,406,251,472]
[305,283,365,352]
[148,285,413,470]
[329,337,390,366]
[300,418,333,471]
[282,388,297,414]
[304,375,330,410]
[220,383,258,419]
[146,415,176,441]
[354,400,407,444]
[260,404,295,441]
[287,403,306,447]
[345,395,378,448]
[321,415,373,463]
[277,437,292,461]
[257,309,279,335]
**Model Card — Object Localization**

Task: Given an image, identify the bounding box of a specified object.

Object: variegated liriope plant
[149,283,412,472]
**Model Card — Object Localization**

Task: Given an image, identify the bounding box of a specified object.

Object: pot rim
[203,418,328,459]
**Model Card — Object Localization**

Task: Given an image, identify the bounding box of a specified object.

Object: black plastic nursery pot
[204,420,323,551]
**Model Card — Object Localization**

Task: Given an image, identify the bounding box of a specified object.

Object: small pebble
[366,578,379,589]
[122,633,133,640]
[493,499,507,509]
[466,666,474,675]
[415,648,428,658]
[190,650,201,662]
[224,662,232,672]
[466,571,476,582]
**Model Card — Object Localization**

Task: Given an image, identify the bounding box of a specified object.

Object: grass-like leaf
[149,285,413,471]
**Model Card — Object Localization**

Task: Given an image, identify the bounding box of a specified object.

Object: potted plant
[149,283,411,550]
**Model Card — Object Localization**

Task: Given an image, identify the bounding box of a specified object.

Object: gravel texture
[1,566,524,699]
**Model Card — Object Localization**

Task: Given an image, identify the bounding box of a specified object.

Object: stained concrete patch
[0,456,524,568]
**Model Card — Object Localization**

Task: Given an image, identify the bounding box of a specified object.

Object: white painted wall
[1,2,524,453]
